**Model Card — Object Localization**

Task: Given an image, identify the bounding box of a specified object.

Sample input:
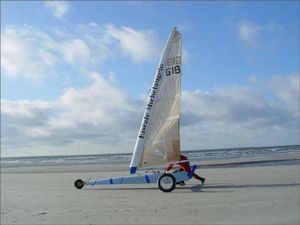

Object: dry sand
[1,160,300,225]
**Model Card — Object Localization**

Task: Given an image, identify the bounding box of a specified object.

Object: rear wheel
[158,173,176,192]
[74,179,84,189]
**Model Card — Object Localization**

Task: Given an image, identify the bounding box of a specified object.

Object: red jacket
[166,154,190,172]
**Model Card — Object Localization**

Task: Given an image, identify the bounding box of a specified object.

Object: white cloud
[1,26,57,80]
[248,75,258,83]
[180,75,299,149]
[269,75,299,117]
[59,39,91,65]
[106,24,162,62]
[1,74,299,156]
[1,23,296,156]
[1,23,163,80]
[1,71,142,156]
[55,71,138,129]
[238,21,260,46]
[182,87,271,124]
[237,21,283,49]
[45,1,70,19]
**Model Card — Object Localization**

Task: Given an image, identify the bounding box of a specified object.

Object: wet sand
[1,158,300,225]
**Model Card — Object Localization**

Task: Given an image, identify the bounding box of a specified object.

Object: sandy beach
[1,158,300,225]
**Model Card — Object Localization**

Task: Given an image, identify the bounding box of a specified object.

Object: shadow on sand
[83,182,300,193]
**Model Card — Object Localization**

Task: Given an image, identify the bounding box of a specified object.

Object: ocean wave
[1,145,299,168]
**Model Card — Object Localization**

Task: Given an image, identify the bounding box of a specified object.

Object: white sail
[130,27,182,174]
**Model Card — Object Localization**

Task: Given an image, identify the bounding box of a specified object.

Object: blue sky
[1,1,299,157]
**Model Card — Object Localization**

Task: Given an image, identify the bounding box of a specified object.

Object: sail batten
[130,28,182,174]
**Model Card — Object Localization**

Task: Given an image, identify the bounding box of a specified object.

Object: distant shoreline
[199,157,300,168]
[1,145,299,172]
[2,144,299,159]
[2,154,299,174]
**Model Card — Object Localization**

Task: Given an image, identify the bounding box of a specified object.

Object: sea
[1,145,299,168]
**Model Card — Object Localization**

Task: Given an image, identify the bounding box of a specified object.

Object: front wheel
[158,173,176,192]
[74,179,85,189]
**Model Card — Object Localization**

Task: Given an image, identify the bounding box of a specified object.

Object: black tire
[158,173,176,192]
[74,179,84,189]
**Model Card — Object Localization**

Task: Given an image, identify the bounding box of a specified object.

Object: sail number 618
[166,66,181,76]
[166,56,181,76]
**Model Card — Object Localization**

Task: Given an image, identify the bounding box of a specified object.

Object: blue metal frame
[84,165,197,187]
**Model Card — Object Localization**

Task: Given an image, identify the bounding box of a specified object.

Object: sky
[1,1,299,157]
